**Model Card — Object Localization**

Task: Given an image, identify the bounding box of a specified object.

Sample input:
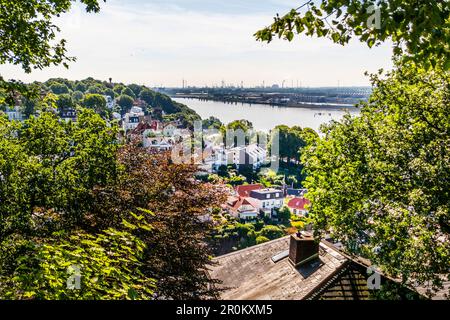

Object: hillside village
[1,79,315,259]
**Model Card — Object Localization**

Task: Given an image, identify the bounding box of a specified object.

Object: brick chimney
[289,231,319,267]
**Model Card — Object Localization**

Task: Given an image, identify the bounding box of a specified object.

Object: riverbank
[173,97,360,132]
[171,95,358,110]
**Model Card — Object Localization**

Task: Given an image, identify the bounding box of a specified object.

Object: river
[173,98,360,132]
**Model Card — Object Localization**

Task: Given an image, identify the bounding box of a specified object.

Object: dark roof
[286,188,307,197]
[209,237,348,300]
[208,236,435,300]
[249,188,284,200]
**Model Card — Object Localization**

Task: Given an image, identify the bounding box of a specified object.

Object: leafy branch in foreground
[0,0,104,73]
[0,215,156,300]
[302,61,450,298]
[255,0,450,70]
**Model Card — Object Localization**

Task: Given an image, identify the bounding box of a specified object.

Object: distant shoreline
[172,96,360,110]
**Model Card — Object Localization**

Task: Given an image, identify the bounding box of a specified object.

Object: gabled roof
[209,236,348,300]
[235,184,263,197]
[287,197,311,210]
[228,196,258,213]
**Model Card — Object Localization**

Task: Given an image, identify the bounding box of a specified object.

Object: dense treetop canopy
[255,0,450,70]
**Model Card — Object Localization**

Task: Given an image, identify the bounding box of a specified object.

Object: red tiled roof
[228,197,257,213]
[235,184,263,197]
[131,121,152,135]
[287,197,311,210]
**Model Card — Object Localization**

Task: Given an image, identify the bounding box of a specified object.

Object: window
[276,193,280,197]
[266,194,270,199]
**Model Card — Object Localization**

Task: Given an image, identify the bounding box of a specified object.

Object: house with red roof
[226,196,259,220]
[287,197,311,216]
[235,184,263,198]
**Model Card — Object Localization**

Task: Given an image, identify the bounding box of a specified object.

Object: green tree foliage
[259,225,285,240]
[256,236,270,245]
[89,144,227,299]
[72,90,84,102]
[0,0,103,72]
[49,82,70,95]
[56,93,75,111]
[128,84,143,97]
[273,125,308,164]
[0,218,156,300]
[82,93,108,117]
[203,116,223,130]
[277,206,291,223]
[121,87,136,99]
[302,62,450,297]
[139,88,154,105]
[117,94,135,115]
[227,119,253,132]
[255,0,450,70]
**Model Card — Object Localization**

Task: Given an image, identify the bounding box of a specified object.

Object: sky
[0,0,393,87]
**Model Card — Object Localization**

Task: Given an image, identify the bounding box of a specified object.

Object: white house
[143,135,175,151]
[247,188,284,217]
[6,106,23,121]
[226,196,259,221]
[104,95,115,109]
[162,122,178,137]
[122,106,144,132]
[208,143,268,172]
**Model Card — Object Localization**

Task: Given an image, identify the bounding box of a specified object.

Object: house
[286,188,307,197]
[248,188,284,217]
[226,196,259,220]
[143,135,174,151]
[103,95,115,109]
[122,106,144,132]
[130,118,153,136]
[5,106,23,121]
[60,107,77,122]
[287,197,311,216]
[245,144,267,169]
[235,184,263,198]
[208,232,426,300]
[162,122,178,137]
[207,143,268,172]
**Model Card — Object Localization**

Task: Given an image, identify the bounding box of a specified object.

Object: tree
[88,145,228,299]
[139,88,154,105]
[121,87,136,99]
[259,225,285,240]
[0,218,156,300]
[72,90,84,102]
[203,116,223,130]
[49,82,70,95]
[255,0,450,70]
[56,93,75,111]
[128,84,143,97]
[82,94,108,117]
[273,125,307,165]
[0,0,103,73]
[256,236,270,245]
[302,62,450,297]
[117,95,135,115]
[277,206,291,223]
[103,88,116,99]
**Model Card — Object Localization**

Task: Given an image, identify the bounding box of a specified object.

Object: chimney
[289,231,319,267]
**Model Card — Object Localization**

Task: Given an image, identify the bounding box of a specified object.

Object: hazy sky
[0,0,393,87]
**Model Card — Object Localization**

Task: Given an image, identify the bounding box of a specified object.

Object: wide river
[173,98,360,132]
